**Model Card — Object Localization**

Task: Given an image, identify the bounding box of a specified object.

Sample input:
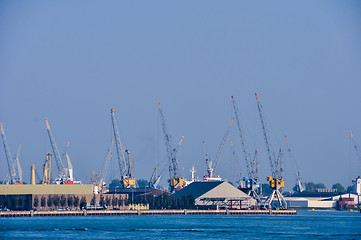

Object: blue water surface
[0,210,360,239]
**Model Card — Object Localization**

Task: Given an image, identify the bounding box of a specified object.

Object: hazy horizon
[1,1,361,190]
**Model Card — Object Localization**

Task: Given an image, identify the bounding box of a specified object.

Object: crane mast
[204,118,233,180]
[231,96,260,201]
[285,135,304,192]
[42,153,52,184]
[255,93,287,209]
[14,143,23,183]
[231,96,252,178]
[110,108,135,188]
[351,131,361,164]
[45,118,68,182]
[0,123,20,183]
[158,102,184,192]
[95,137,114,193]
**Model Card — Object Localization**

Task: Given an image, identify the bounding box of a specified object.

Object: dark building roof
[173,181,224,199]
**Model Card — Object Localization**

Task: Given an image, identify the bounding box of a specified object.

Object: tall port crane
[203,118,234,180]
[255,93,287,209]
[350,131,361,165]
[149,136,184,189]
[0,123,22,184]
[92,137,114,193]
[285,135,305,192]
[231,96,260,202]
[158,102,185,192]
[63,141,74,181]
[110,108,135,188]
[13,142,23,183]
[42,153,52,184]
[45,118,72,182]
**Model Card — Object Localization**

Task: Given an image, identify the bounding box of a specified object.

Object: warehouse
[173,181,256,209]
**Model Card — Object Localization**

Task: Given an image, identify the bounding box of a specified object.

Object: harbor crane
[350,131,361,165]
[110,108,135,188]
[42,153,52,184]
[203,118,234,180]
[92,137,114,193]
[158,102,185,192]
[255,93,287,209]
[45,118,73,183]
[63,141,74,181]
[0,123,23,184]
[149,136,184,189]
[285,135,305,192]
[231,96,261,202]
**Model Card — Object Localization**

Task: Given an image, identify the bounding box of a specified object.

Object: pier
[0,209,296,217]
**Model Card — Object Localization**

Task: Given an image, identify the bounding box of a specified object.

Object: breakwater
[0,209,296,217]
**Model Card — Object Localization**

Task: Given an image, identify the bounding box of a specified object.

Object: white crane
[45,118,72,183]
[285,135,304,192]
[1,123,22,184]
[203,118,233,180]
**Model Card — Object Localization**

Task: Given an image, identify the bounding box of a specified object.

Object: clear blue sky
[1,1,360,190]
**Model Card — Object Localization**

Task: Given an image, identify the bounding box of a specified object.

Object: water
[0,210,360,239]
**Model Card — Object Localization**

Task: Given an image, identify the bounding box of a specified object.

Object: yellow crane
[42,153,52,184]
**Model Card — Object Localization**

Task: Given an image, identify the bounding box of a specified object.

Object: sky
[0,1,361,190]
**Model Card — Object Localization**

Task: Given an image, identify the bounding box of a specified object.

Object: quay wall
[0,209,297,217]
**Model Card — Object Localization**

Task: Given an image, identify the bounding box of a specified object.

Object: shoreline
[0,209,297,217]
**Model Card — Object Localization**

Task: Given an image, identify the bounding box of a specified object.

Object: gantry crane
[203,118,233,180]
[158,102,185,192]
[149,136,184,189]
[255,93,287,209]
[231,96,261,202]
[1,123,22,184]
[285,135,305,192]
[110,108,135,188]
[45,118,73,183]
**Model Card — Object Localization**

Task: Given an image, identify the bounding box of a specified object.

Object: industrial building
[285,193,360,209]
[173,181,256,209]
[0,184,127,210]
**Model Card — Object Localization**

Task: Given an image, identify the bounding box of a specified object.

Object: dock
[0,209,296,217]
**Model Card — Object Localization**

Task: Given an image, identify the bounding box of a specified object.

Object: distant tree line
[300,182,353,193]
[31,195,87,210]
[0,195,31,210]
[260,182,354,195]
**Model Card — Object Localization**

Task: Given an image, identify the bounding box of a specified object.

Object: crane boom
[110,108,135,187]
[110,108,127,177]
[14,142,23,183]
[149,136,184,189]
[285,135,304,192]
[212,118,234,174]
[255,93,278,178]
[158,102,180,178]
[158,102,184,191]
[255,93,286,209]
[351,131,361,164]
[231,96,252,178]
[45,118,68,181]
[101,137,114,185]
[1,123,17,183]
